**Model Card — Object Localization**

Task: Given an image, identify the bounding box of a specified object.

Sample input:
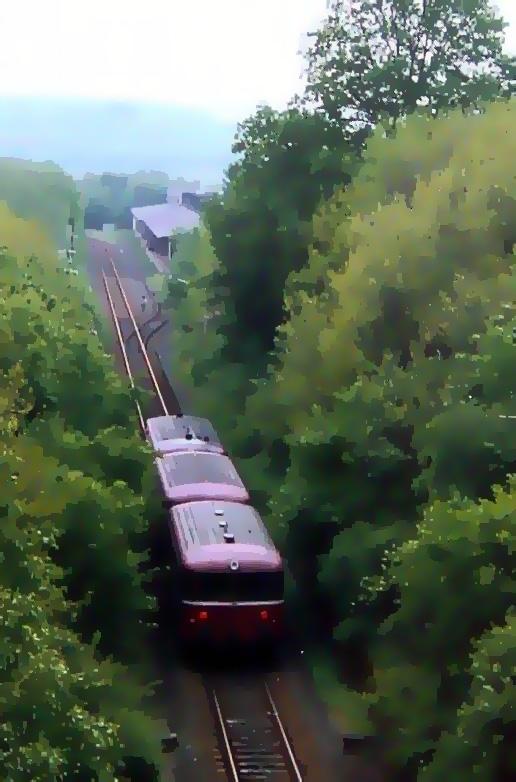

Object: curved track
[101,257,180,421]
[101,256,306,780]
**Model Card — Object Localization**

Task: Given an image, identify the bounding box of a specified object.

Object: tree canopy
[0,158,80,249]
[301,0,514,143]
[246,100,515,779]
[166,97,515,780]
[0,203,166,778]
[202,105,357,376]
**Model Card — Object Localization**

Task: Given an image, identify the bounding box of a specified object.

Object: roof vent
[185,428,193,440]
[218,520,228,529]
[229,559,239,571]
[214,509,224,516]
[223,533,235,543]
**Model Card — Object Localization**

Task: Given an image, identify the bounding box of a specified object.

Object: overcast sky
[0,0,514,122]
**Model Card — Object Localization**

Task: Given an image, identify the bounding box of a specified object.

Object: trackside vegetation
[158,2,515,775]
[167,98,515,780]
[0,187,165,778]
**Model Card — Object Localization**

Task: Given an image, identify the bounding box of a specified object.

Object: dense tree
[147,17,515,776]
[0,205,137,436]
[0,157,80,250]
[203,106,357,376]
[422,609,515,782]
[362,481,515,780]
[0,367,165,780]
[155,228,227,387]
[226,103,516,778]
[247,100,515,468]
[0,205,166,776]
[301,0,514,143]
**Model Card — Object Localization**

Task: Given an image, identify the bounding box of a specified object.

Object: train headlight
[229,560,239,571]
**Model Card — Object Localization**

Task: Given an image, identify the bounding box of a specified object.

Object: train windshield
[182,570,284,602]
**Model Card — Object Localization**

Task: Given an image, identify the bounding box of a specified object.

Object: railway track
[101,258,180,422]
[102,257,305,780]
[208,676,304,781]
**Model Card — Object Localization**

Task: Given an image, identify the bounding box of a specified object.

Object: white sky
[0,0,514,122]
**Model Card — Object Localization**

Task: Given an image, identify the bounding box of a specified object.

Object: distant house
[131,201,200,260]
[181,191,218,214]
[167,181,200,204]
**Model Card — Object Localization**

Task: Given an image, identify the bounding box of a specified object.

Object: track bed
[207,674,303,781]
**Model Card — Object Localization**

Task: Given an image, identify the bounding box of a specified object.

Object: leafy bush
[0,204,165,777]
[199,101,515,777]
[0,157,80,249]
[363,481,515,780]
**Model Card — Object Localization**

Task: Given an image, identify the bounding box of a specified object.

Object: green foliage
[262,101,515,453]
[0,207,138,437]
[160,227,227,397]
[230,102,515,778]
[362,482,515,780]
[302,0,514,143]
[0,380,164,780]
[0,157,80,250]
[149,37,515,778]
[421,609,515,781]
[0,203,165,776]
[203,105,357,374]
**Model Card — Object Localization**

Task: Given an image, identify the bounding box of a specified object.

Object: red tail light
[260,609,269,621]
[198,610,208,621]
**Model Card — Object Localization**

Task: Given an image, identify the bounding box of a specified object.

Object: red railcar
[168,500,284,646]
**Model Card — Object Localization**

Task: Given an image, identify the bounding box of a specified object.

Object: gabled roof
[131,202,200,238]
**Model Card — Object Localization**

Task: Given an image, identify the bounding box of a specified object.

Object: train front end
[180,564,285,646]
[170,501,285,647]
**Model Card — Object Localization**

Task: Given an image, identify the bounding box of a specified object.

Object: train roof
[170,501,282,571]
[156,451,249,505]
[147,414,224,455]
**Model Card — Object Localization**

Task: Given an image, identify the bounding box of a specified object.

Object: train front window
[182,571,284,602]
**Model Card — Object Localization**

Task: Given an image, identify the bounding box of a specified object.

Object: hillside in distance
[0,96,236,188]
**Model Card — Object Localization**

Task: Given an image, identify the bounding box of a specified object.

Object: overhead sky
[0,0,514,122]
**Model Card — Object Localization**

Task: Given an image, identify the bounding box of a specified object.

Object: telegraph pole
[67,213,77,263]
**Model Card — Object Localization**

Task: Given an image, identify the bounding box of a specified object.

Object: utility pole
[67,213,77,263]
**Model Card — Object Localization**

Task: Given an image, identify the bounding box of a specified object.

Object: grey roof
[131,202,200,238]
[171,501,282,570]
[146,415,224,455]
[174,502,274,548]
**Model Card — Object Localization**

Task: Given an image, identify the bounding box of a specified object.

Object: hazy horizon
[0,0,513,185]
[0,96,237,187]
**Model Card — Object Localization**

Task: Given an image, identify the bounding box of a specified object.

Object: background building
[131,201,200,261]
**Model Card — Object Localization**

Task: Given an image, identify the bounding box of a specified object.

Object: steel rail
[210,679,304,781]
[102,269,146,433]
[109,258,169,416]
[264,681,303,781]
[211,689,239,782]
